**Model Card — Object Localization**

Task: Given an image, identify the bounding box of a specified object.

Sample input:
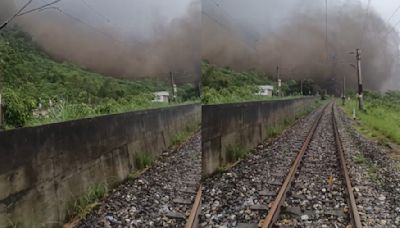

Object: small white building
[257,85,274,96]
[153,91,170,103]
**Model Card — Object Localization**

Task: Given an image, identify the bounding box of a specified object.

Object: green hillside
[201,62,315,104]
[0,27,196,128]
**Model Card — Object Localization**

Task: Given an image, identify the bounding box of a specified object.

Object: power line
[383,18,400,39]
[359,0,371,50]
[325,0,328,61]
[80,0,111,24]
[17,0,62,17]
[0,0,34,30]
[206,0,259,44]
[202,11,231,33]
[27,0,145,47]
[202,11,256,51]
[386,3,400,23]
[41,6,113,38]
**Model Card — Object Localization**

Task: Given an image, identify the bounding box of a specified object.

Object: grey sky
[360,0,400,28]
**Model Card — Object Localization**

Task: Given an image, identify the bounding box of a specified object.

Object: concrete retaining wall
[0,104,200,227]
[201,98,316,176]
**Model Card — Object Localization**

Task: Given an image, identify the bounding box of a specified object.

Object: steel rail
[261,103,362,228]
[185,185,202,228]
[332,104,362,228]
[261,103,329,228]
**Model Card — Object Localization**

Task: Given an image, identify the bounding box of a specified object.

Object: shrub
[2,88,35,127]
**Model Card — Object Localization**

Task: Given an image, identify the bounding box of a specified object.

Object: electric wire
[80,0,111,23]
[359,0,371,50]
[0,0,34,30]
[17,0,62,17]
[206,0,259,44]
[386,3,400,24]
[32,0,144,47]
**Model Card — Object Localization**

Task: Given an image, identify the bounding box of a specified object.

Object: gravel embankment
[78,133,201,228]
[335,105,400,227]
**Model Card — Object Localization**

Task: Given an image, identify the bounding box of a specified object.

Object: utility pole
[169,72,177,102]
[170,72,174,102]
[355,49,364,111]
[276,65,281,96]
[300,79,303,96]
[198,81,202,98]
[342,74,346,105]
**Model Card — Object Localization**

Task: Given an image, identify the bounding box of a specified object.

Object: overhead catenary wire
[17,0,62,17]
[80,0,111,24]
[325,0,328,61]
[386,3,400,24]
[202,1,257,52]
[29,0,145,48]
[0,0,34,30]
[385,18,400,38]
[206,0,259,44]
[359,0,371,50]
[202,10,256,51]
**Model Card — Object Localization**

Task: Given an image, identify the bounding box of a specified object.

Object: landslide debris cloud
[1,0,200,84]
[202,0,400,91]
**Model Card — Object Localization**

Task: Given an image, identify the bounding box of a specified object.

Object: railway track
[261,103,361,227]
[201,105,328,227]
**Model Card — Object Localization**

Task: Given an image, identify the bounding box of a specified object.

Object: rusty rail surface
[261,103,362,228]
[185,185,202,228]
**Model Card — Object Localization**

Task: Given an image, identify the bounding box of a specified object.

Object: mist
[1,0,200,84]
[202,0,400,92]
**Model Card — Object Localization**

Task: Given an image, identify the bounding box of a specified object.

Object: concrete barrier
[0,104,200,227]
[201,97,316,176]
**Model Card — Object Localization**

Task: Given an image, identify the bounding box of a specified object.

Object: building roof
[154,91,170,96]
[258,85,274,90]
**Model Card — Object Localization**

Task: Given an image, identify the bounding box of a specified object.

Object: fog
[1,0,200,84]
[202,0,400,92]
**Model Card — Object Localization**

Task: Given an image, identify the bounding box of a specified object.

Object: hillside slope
[201,62,316,104]
[0,27,194,128]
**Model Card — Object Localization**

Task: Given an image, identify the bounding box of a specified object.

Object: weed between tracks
[353,153,381,184]
[134,151,155,170]
[68,183,108,220]
[227,144,247,162]
[171,121,200,146]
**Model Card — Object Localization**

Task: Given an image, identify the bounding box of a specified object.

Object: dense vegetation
[0,27,198,128]
[342,90,400,145]
[201,62,316,104]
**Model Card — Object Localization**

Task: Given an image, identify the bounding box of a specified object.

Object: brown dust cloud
[202,0,400,92]
[1,0,200,84]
